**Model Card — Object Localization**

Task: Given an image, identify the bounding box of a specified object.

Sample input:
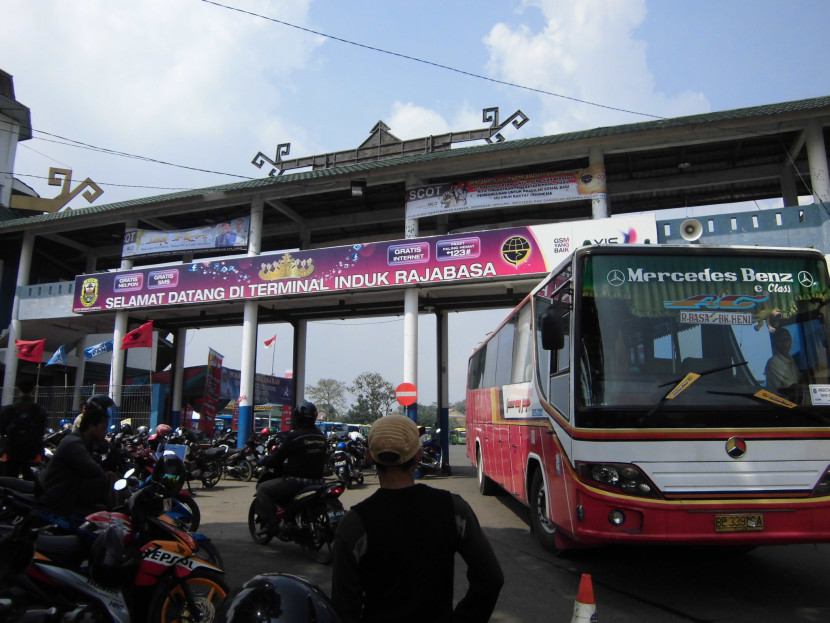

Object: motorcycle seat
[0,476,36,494]
[205,447,227,459]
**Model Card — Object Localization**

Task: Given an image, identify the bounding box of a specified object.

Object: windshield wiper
[638,361,749,425]
[706,389,830,424]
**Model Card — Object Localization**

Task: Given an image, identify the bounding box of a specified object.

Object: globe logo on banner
[501,236,531,266]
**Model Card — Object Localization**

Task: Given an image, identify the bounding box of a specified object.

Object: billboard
[73,215,656,313]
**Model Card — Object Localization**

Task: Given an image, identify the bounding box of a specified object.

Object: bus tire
[529,469,559,552]
[476,446,498,496]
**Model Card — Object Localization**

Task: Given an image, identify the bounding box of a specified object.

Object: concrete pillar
[172,327,187,427]
[2,231,34,403]
[781,165,799,208]
[806,119,830,206]
[403,217,419,422]
[237,197,264,446]
[590,145,609,219]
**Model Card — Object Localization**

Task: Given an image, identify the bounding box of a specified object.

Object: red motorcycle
[0,455,228,622]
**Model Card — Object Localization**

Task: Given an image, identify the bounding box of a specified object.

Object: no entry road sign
[396,382,417,406]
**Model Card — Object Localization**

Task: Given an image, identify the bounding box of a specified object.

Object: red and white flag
[15,338,46,363]
[122,320,154,349]
[263,335,277,348]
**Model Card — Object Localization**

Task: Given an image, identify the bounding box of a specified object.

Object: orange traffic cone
[571,573,597,622]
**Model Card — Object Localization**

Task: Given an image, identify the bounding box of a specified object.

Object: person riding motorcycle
[255,401,327,533]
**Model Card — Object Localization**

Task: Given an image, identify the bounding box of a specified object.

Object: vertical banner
[202,348,223,436]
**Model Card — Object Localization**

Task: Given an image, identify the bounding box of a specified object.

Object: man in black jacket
[40,394,116,512]
[0,379,48,480]
[255,400,327,532]
[331,415,504,623]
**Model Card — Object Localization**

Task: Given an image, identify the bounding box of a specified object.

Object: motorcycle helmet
[260,428,271,436]
[119,422,133,435]
[89,525,139,587]
[152,454,186,496]
[292,401,318,428]
[156,423,173,438]
[58,418,71,429]
[336,441,347,451]
[216,573,341,623]
[107,424,118,435]
[85,394,116,419]
[136,425,149,436]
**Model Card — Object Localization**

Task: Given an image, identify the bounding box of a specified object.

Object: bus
[467,242,830,552]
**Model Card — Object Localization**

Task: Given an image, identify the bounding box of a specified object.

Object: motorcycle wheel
[149,568,229,623]
[174,493,201,532]
[299,504,339,564]
[247,499,273,545]
[201,469,221,489]
[238,460,254,482]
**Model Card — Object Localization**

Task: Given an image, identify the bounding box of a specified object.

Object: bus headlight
[576,462,662,499]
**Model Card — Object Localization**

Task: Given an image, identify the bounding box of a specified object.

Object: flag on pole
[122,320,153,349]
[84,340,114,360]
[264,335,277,348]
[15,339,46,363]
[46,345,67,366]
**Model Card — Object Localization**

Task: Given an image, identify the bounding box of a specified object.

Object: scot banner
[405,166,607,220]
[73,215,655,313]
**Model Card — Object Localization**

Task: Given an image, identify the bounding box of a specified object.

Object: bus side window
[548,309,571,418]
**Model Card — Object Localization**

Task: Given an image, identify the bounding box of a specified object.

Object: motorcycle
[332,441,364,489]
[416,429,450,477]
[184,442,227,489]
[221,440,258,482]
[0,467,229,622]
[247,477,347,564]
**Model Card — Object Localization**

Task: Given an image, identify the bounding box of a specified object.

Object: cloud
[483,0,709,135]
[3,0,321,202]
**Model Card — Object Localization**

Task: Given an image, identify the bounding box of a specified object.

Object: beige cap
[368,415,421,465]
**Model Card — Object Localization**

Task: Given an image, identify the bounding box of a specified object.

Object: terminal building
[1,66,829,437]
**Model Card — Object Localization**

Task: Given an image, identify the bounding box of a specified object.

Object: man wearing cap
[331,415,503,623]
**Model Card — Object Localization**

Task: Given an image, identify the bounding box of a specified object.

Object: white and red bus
[467,243,830,551]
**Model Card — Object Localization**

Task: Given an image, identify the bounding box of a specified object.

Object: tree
[305,378,348,420]
[451,400,466,415]
[349,372,396,422]
[415,402,438,428]
[345,394,375,424]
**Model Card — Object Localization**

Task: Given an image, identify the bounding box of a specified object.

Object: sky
[3,0,830,407]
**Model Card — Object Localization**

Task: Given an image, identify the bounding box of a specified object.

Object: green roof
[2,94,829,231]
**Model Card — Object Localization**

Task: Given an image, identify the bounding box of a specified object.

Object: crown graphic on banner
[258,254,315,281]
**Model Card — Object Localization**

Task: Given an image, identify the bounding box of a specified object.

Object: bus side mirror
[541,308,565,351]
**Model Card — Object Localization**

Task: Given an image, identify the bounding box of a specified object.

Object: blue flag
[46,345,67,366]
[83,340,114,361]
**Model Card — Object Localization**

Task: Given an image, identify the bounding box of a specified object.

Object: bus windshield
[551,251,830,428]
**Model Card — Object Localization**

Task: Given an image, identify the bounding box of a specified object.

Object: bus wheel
[530,470,559,552]
[476,447,498,496]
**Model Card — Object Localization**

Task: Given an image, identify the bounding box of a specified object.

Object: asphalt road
[195,445,830,623]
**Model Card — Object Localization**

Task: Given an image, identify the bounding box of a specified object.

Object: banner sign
[220,367,293,405]
[73,215,656,314]
[201,348,223,436]
[405,166,606,220]
[122,216,250,258]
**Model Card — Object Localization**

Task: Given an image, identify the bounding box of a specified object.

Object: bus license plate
[714,513,764,532]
